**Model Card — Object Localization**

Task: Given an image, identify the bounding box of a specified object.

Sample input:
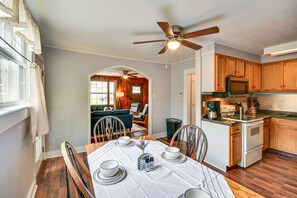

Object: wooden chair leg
[66,167,70,198]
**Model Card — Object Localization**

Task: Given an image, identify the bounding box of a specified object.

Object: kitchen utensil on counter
[206,101,221,120]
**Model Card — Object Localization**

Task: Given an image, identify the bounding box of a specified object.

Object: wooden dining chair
[170,125,208,163]
[61,141,94,198]
[93,115,126,143]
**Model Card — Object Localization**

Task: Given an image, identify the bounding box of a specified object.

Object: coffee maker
[207,101,221,120]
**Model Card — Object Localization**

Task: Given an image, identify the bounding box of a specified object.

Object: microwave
[213,77,249,98]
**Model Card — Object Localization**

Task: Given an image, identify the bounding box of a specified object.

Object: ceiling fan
[133,22,219,54]
[121,70,138,79]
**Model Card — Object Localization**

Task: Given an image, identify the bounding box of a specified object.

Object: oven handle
[244,120,264,127]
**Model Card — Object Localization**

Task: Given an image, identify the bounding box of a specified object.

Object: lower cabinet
[270,118,297,155]
[202,121,242,172]
[229,124,242,167]
[263,118,270,151]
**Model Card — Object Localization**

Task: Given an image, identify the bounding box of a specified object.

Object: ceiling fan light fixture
[167,40,180,50]
[123,75,128,79]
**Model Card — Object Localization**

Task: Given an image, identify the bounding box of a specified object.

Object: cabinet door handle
[283,85,286,87]
[280,85,283,88]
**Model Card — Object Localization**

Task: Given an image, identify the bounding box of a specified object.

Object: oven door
[242,121,263,151]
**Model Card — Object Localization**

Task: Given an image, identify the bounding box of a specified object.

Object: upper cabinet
[226,57,245,77]
[215,54,227,92]
[245,62,261,92]
[283,59,297,91]
[262,59,297,92]
[202,53,249,93]
[262,62,283,91]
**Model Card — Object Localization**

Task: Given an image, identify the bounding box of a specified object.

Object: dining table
[86,136,263,198]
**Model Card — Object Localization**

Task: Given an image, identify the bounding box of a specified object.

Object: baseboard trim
[45,146,86,159]
[204,160,227,173]
[152,132,167,139]
[26,180,37,198]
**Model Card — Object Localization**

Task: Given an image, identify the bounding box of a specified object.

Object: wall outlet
[202,101,206,107]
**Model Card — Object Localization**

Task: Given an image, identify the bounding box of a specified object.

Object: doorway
[183,68,196,125]
[88,65,153,143]
[187,73,196,125]
[130,84,143,110]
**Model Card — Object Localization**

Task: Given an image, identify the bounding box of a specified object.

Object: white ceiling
[25,0,297,63]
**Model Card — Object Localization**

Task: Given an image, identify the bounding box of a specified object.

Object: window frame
[0,20,31,110]
[132,85,141,94]
[90,80,115,106]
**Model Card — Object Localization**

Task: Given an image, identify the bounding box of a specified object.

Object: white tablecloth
[88,140,235,198]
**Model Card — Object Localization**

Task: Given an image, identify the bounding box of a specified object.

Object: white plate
[161,152,187,164]
[115,140,135,147]
[93,165,127,185]
[98,169,123,181]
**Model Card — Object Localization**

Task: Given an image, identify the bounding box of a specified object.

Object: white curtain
[0,0,42,54]
[30,63,49,142]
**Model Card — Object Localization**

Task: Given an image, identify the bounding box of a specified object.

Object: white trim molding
[26,180,37,198]
[152,132,167,139]
[45,146,86,159]
[0,105,30,135]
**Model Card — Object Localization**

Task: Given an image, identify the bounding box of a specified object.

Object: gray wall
[0,118,35,198]
[170,58,195,120]
[44,46,171,152]
[215,43,261,63]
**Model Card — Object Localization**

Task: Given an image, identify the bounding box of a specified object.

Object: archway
[87,65,153,143]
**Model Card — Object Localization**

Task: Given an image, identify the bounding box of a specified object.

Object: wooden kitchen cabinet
[229,124,242,167]
[215,54,227,92]
[262,59,297,92]
[262,62,283,91]
[226,57,245,77]
[245,62,262,92]
[236,59,245,77]
[283,59,297,91]
[262,118,270,151]
[270,118,297,155]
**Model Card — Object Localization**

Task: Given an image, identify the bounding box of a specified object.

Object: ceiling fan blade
[158,45,167,54]
[157,22,174,36]
[183,26,219,39]
[133,39,166,44]
[181,40,202,50]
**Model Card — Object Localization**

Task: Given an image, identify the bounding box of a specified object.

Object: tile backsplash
[254,93,297,112]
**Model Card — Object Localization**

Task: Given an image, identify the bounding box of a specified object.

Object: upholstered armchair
[130,102,140,114]
[133,104,148,126]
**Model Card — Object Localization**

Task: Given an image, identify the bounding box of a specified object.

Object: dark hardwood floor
[35,153,88,198]
[35,137,297,198]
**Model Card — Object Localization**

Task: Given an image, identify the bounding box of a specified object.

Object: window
[132,86,141,94]
[0,21,29,106]
[90,81,115,105]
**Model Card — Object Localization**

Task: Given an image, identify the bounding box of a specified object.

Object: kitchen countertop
[202,118,240,126]
[202,110,297,126]
[256,110,297,120]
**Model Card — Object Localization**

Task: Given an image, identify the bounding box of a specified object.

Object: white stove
[221,105,263,168]
[222,115,263,123]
